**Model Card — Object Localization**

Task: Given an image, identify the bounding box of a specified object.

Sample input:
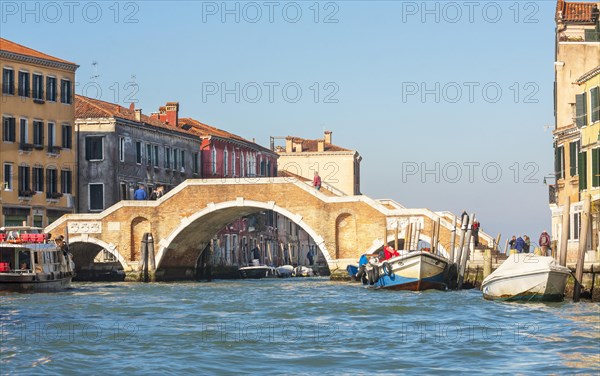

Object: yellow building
[576,65,600,255]
[551,1,600,261]
[274,131,362,196]
[0,39,78,226]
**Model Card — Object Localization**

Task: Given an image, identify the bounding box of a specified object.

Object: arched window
[232,149,236,177]
[224,147,229,176]
[211,146,217,175]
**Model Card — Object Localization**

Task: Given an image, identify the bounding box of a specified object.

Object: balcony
[46,192,63,199]
[47,145,62,155]
[18,189,35,198]
[33,98,45,104]
[19,142,34,152]
[33,144,44,150]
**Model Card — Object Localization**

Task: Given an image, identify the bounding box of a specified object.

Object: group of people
[508,230,551,256]
[133,184,165,201]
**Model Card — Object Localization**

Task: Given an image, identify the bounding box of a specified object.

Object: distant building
[75,95,201,212]
[575,65,600,255]
[0,38,78,226]
[551,1,600,260]
[274,131,362,196]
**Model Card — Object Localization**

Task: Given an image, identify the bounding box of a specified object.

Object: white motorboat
[238,260,277,279]
[481,254,571,302]
[275,265,294,278]
[292,266,314,277]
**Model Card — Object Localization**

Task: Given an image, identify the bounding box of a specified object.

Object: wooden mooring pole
[574,194,591,302]
[449,216,457,262]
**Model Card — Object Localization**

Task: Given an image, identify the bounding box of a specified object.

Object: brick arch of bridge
[68,235,130,271]
[155,199,332,278]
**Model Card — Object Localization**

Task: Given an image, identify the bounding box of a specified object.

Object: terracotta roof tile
[576,65,600,83]
[285,137,351,152]
[0,38,77,66]
[556,0,599,23]
[75,95,197,137]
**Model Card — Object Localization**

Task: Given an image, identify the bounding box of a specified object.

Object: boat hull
[238,266,277,279]
[365,251,450,291]
[0,274,73,292]
[482,270,569,302]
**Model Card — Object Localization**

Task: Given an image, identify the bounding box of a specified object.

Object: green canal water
[1,279,599,375]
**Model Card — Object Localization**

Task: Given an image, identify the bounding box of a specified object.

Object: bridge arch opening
[68,236,128,281]
[155,200,332,281]
[131,217,151,261]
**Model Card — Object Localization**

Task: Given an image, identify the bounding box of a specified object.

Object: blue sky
[2,1,559,247]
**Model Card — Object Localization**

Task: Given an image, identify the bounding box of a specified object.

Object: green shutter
[591,87,599,123]
[578,151,587,191]
[570,142,578,176]
[593,148,600,188]
[555,145,564,179]
[575,93,587,127]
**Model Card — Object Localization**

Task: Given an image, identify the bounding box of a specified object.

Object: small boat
[481,254,570,302]
[276,265,294,278]
[346,264,359,280]
[361,250,452,291]
[238,260,277,279]
[0,227,76,292]
[292,265,314,277]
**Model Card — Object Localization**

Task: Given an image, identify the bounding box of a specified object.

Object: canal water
[1,279,599,375]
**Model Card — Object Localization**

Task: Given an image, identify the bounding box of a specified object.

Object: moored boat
[275,265,294,278]
[238,260,277,279]
[481,254,570,302]
[362,250,452,291]
[0,227,76,292]
[292,265,314,277]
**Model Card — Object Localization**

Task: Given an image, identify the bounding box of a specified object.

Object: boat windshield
[0,247,32,272]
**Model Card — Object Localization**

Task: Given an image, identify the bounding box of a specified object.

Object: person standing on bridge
[313,171,321,191]
[134,184,147,200]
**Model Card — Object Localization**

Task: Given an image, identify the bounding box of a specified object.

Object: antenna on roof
[90,61,100,81]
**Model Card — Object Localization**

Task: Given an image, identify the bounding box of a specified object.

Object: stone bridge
[46,178,492,280]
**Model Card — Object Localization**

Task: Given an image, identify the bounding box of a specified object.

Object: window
[85,137,103,160]
[2,68,14,95]
[46,168,58,194]
[89,184,104,211]
[3,164,13,190]
[575,92,587,127]
[18,71,29,97]
[593,148,600,188]
[180,150,185,170]
[232,150,236,177]
[173,148,179,170]
[570,212,581,240]
[153,145,159,167]
[33,121,44,146]
[47,122,55,148]
[146,144,152,166]
[165,147,171,168]
[211,147,217,174]
[569,141,579,177]
[224,148,229,175]
[33,167,43,191]
[2,116,15,142]
[61,170,72,194]
[591,87,599,124]
[555,145,564,180]
[60,79,72,104]
[136,141,142,164]
[193,152,199,174]
[240,152,245,177]
[32,74,43,100]
[46,76,56,101]
[18,166,30,192]
[118,137,125,162]
[578,151,587,191]
[19,119,27,144]
[62,124,72,149]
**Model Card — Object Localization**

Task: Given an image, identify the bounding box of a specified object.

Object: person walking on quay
[523,235,531,253]
[539,230,551,256]
[313,171,322,191]
[134,184,147,200]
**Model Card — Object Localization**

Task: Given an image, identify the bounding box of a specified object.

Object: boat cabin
[0,226,63,275]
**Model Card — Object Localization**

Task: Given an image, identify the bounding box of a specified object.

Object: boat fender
[372,266,380,284]
[356,265,366,279]
[366,269,375,285]
[382,262,393,276]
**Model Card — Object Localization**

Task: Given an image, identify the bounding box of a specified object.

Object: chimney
[134,109,142,122]
[293,140,303,152]
[285,137,293,153]
[165,102,179,127]
[317,139,325,152]
[150,112,159,120]
[324,130,332,144]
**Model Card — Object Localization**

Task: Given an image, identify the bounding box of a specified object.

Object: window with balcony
[61,170,72,194]
[18,71,29,97]
[33,121,44,146]
[60,79,72,104]
[32,167,43,191]
[47,122,55,148]
[18,166,31,196]
[85,136,103,161]
[46,168,58,198]
[19,119,28,144]
[3,164,13,190]
[62,124,72,149]
[2,68,14,95]
[2,116,15,142]
[32,74,43,101]
[46,76,56,102]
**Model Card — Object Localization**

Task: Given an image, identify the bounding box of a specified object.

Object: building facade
[1,38,78,226]
[76,95,202,212]
[274,131,362,196]
[551,1,600,261]
[575,65,600,256]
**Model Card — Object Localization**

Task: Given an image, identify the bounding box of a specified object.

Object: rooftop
[0,38,77,66]
[283,136,351,153]
[556,0,600,23]
[576,65,600,83]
